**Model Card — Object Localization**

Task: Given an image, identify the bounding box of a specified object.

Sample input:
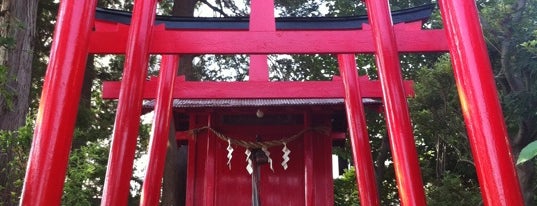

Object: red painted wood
[94,20,126,31]
[311,115,335,205]
[330,132,346,141]
[176,131,191,140]
[102,77,414,99]
[249,0,275,31]
[248,0,274,82]
[20,0,97,205]
[185,136,196,206]
[338,54,379,206]
[203,114,217,206]
[192,117,211,205]
[89,25,448,54]
[101,0,158,205]
[186,112,333,205]
[364,0,427,205]
[438,0,524,205]
[179,131,345,142]
[186,114,204,206]
[303,112,315,206]
[140,55,179,206]
[249,55,269,82]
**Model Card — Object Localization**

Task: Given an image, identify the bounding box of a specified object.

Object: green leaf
[516,140,537,165]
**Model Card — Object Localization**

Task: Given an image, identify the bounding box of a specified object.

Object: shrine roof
[95,4,434,30]
[143,98,380,109]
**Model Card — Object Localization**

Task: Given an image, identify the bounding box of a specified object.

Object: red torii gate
[20,0,524,206]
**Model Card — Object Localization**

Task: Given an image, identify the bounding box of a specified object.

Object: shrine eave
[142,98,380,110]
[95,4,434,30]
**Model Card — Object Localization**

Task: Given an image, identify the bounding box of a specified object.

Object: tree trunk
[0,1,38,205]
[173,0,196,81]
[160,0,198,205]
[493,0,535,205]
[0,0,38,130]
[161,117,181,205]
[72,56,96,150]
[511,120,536,206]
[516,160,535,206]
[374,135,390,201]
[435,136,446,179]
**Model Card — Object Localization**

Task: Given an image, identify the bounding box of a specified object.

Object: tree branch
[199,0,229,17]
[500,0,528,92]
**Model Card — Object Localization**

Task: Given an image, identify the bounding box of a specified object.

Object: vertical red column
[248,0,275,82]
[438,1,524,205]
[363,0,427,205]
[202,114,217,206]
[101,0,158,205]
[337,54,380,206]
[140,55,179,205]
[303,112,315,206]
[20,0,97,205]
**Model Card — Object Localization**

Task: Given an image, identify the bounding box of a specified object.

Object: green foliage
[0,116,34,205]
[480,0,537,127]
[157,0,177,15]
[193,54,249,81]
[0,19,22,50]
[521,30,537,55]
[479,2,537,204]
[331,53,482,205]
[270,54,338,81]
[276,0,323,17]
[0,64,15,111]
[324,0,366,17]
[410,54,479,185]
[0,20,19,112]
[411,55,464,138]
[425,173,482,206]
[62,141,109,206]
[517,140,537,165]
[404,54,481,204]
[334,167,359,206]
[0,36,15,50]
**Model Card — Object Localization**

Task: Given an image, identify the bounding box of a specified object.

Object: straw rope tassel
[245,149,253,174]
[226,139,233,170]
[262,147,274,172]
[282,142,290,170]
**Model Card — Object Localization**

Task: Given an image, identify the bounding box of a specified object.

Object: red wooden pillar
[101,0,158,205]
[363,0,427,205]
[140,55,179,205]
[437,1,524,205]
[202,114,217,206]
[303,112,315,205]
[185,114,198,206]
[338,54,380,206]
[20,0,97,205]
[248,0,274,82]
